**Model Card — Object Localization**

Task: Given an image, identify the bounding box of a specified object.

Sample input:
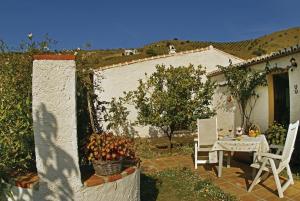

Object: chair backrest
[197,117,218,147]
[281,120,299,163]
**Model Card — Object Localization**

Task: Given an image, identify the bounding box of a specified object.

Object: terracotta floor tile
[291,194,300,201]
[252,187,278,199]
[284,187,300,198]
[239,194,261,201]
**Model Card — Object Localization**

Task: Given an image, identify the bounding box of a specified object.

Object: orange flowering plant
[86,132,135,162]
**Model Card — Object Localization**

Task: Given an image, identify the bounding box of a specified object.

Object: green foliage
[146,48,158,56]
[0,170,13,200]
[106,97,136,137]
[0,34,57,174]
[0,53,35,172]
[218,65,267,129]
[126,64,216,147]
[265,122,287,145]
[252,47,266,56]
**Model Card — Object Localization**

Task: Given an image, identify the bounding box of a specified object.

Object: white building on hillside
[94,45,244,137]
[124,49,138,56]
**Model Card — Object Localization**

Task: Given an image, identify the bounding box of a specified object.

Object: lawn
[140,168,237,201]
[135,134,195,160]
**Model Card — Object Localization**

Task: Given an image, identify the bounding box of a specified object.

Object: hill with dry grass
[79,27,300,69]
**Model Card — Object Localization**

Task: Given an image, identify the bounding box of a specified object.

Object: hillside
[79,27,300,69]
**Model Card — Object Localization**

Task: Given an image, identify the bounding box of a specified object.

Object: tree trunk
[167,132,173,152]
[87,93,96,133]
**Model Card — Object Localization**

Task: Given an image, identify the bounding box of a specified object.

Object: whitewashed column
[32,55,81,200]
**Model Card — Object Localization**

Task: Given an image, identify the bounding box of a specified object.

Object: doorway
[273,73,290,126]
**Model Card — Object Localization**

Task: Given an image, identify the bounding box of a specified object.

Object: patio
[141,155,300,201]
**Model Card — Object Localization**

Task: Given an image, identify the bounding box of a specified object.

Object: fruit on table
[248,129,260,137]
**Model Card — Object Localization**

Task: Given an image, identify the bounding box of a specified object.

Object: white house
[209,44,300,133]
[94,45,244,137]
[169,45,176,54]
[124,49,138,56]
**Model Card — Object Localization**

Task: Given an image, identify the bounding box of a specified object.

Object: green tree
[105,97,136,137]
[126,64,216,149]
[218,65,267,130]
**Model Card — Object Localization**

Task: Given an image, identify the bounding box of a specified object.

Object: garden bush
[0,34,57,174]
[0,53,35,173]
[264,122,287,145]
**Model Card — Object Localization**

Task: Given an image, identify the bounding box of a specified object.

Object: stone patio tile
[292,181,300,190]
[213,178,228,185]
[252,187,278,199]
[284,186,300,198]
[239,194,262,201]
[291,193,300,200]
[263,193,292,201]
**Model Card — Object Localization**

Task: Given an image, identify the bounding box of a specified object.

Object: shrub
[146,48,158,56]
[252,48,266,56]
[264,122,287,145]
[0,34,57,173]
[0,53,35,173]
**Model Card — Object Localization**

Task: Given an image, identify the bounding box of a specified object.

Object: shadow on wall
[12,104,79,201]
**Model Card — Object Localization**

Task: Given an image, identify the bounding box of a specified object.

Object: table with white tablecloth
[209,135,269,177]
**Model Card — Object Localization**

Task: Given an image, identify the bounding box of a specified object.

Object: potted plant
[86,132,136,176]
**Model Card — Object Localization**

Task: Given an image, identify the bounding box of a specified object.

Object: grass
[135,135,194,160]
[140,168,238,201]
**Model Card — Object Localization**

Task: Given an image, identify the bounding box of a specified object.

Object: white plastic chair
[248,120,299,198]
[194,117,218,169]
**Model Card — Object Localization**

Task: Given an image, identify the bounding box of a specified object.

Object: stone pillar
[32,55,81,200]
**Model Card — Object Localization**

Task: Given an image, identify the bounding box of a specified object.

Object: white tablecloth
[209,135,269,163]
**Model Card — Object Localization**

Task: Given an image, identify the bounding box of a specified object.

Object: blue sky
[0,0,299,50]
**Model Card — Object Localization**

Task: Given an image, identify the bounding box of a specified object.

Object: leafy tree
[126,64,216,149]
[106,97,136,137]
[218,65,267,130]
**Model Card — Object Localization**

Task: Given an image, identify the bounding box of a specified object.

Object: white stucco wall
[210,74,236,134]
[80,169,140,201]
[32,58,82,200]
[287,53,300,123]
[95,47,243,137]
[8,170,140,201]
[211,51,300,133]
